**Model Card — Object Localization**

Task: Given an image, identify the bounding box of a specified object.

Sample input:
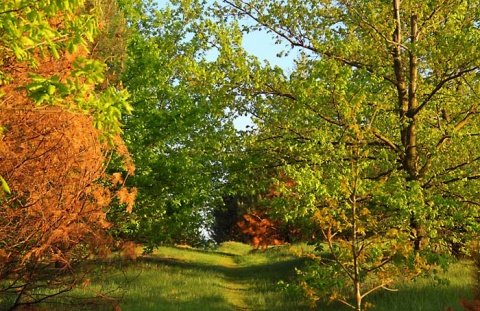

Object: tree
[117,1,239,249]
[0,109,116,310]
[202,0,480,309]
[0,1,133,309]
[210,195,248,244]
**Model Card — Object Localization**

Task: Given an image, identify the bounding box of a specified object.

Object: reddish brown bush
[237,211,284,250]
[237,172,304,250]
[0,106,120,306]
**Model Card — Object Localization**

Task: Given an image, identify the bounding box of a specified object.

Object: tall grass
[304,260,474,311]
[8,242,474,310]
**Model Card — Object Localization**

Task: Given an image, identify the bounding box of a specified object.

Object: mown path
[213,251,279,310]
[129,242,308,311]
[218,259,252,310]
[161,245,262,310]
[74,242,310,311]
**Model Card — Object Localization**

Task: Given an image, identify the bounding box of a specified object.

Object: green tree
[117,1,239,248]
[203,0,480,309]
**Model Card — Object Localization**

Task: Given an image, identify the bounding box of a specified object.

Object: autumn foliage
[237,173,301,250]
[0,2,134,308]
[237,211,284,249]
[0,107,114,300]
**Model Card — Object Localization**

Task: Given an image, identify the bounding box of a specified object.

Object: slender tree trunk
[351,149,362,311]
[355,280,362,311]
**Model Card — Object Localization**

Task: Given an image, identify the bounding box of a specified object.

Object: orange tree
[0,1,133,309]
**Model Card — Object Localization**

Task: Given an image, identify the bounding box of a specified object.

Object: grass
[19,242,307,311]
[319,260,474,311]
[75,242,310,311]
[120,242,309,310]
[4,242,476,310]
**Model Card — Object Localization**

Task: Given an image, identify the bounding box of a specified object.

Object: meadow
[9,242,474,310]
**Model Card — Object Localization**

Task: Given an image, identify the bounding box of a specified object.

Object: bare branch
[372,129,400,152]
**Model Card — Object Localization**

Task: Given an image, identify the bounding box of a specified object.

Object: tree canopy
[189,0,480,309]
[116,1,243,248]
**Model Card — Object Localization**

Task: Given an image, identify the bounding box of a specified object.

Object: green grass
[122,242,309,310]
[5,242,476,310]
[72,242,310,311]
[319,260,474,311]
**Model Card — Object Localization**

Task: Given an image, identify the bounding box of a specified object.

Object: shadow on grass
[98,251,309,311]
[132,252,307,283]
[56,248,472,311]
[368,281,472,311]
[120,292,235,311]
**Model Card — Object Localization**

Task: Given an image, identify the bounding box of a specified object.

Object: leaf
[47,84,56,95]
[0,176,10,195]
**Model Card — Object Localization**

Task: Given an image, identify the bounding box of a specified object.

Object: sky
[154,0,297,69]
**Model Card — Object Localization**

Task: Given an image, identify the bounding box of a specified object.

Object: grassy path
[107,242,473,311]
[220,263,251,310]
[107,242,309,311]
[195,246,252,310]
[207,242,308,310]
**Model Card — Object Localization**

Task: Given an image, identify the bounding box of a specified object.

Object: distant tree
[234,173,306,249]
[210,196,248,244]
[237,211,285,249]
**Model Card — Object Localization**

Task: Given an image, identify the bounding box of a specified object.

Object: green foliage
[194,0,480,309]
[0,176,10,196]
[0,0,96,69]
[115,1,240,247]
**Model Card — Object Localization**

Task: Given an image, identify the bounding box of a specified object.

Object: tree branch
[372,129,400,152]
[361,279,397,300]
[223,0,396,85]
[414,66,479,115]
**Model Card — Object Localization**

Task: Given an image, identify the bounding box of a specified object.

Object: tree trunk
[392,0,424,251]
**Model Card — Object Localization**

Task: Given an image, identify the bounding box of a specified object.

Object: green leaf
[0,176,10,195]
[47,84,56,95]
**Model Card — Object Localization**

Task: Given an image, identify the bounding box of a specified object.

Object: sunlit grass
[6,242,475,311]
[41,242,309,311]
[319,260,474,311]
